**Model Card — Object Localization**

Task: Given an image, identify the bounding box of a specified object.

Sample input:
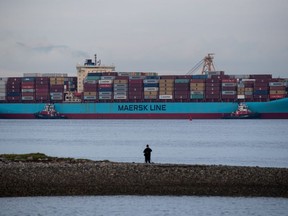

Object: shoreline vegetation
[1,153,288,197]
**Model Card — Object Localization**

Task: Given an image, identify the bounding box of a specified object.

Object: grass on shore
[0,153,83,162]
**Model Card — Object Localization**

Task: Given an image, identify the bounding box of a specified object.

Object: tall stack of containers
[6,78,21,102]
[221,79,237,102]
[35,77,50,102]
[114,76,129,100]
[269,79,286,100]
[143,76,159,100]
[0,78,7,102]
[21,77,35,102]
[83,73,101,101]
[99,76,113,101]
[129,77,143,100]
[242,79,254,101]
[174,77,190,100]
[50,77,64,102]
[205,76,221,101]
[190,75,206,100]
[159,76,174,100]
[64,77,77,92]
[251,75,271,102]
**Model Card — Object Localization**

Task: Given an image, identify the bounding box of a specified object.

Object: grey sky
[0,0,287,77]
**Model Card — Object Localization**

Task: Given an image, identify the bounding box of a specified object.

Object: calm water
[0,119,288,215]
[0,119,287,167]
[0,196,288,216]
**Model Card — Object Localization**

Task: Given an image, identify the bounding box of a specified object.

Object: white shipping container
[117,72,130,76]
[84,96,97,100]
[113,92,127,96]
[0,92,6,97]
[237,95,245,99]
[50,92,63,97]
[99,80,113,84]
[114,87,128,91]
[144,87,159,92]
[22,89,35,93]
[99,96,112,100]
[222,91,236,95]
[222,83,236,87]
[99,92,112,96]
[114,84,128,88]
[101,76,115,80]
[191,91,204,95]
[159,95,173,99]
[269,82,285,87]
[0,96,6,100]
[114,95,127,99]
[22,96,34,100]
[143,79,159,84]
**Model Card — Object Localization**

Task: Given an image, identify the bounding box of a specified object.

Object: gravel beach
[1,160,288,197]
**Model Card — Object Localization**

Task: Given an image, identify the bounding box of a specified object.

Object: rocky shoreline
[1,157,288,197]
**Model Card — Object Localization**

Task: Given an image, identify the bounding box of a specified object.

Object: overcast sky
[0,0,287,77]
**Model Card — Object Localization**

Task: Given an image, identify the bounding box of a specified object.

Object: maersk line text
[118,104,166,112]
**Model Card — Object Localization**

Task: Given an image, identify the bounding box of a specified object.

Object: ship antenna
[94,54,97,66]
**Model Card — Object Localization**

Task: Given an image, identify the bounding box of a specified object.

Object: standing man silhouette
[143,144,152,163]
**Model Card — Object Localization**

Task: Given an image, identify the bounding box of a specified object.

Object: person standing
[143,144,152,163]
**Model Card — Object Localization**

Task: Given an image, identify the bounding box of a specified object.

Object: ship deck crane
[186,53,216,75]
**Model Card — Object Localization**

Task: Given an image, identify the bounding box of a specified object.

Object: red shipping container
[205,91,220,95]
[129,79,143,84]
[190,79,205,83]
[174,86,189,91]
[36,81,49,85]
[254,82,268,87]
[222,79,237,83]
[222,86,237,91]
[36,89,49,93]
[22,92,35,96]
[8,78,21,82]
[7,96,21,101]
[160,75,176,79]
[205,83,221,87]
[254,95,268,99]
[206,87,221,91]
[99,84,112,88]
[254,86,269,91]
[175,95,189,99]
[250,74,272,79]
[269,94,286,99]
[221,95,236,99]
[115,76,129,80]
[36,77,50,82]
[205,94,220,99]
[206,78,221,83]
[269,86,286,90]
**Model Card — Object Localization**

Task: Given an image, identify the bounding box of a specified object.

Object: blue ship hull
[0,98,288,119]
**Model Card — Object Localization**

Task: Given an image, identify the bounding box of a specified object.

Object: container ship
[0,54,287,119]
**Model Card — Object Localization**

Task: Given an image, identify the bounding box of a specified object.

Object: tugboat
[223,103,261,119]
[34,104,67,119]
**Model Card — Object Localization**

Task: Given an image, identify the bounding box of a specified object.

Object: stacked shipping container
[0,78,7,101]
[35,77,50,102]
[0,72,287,104]
[114,76,129,100]
[50,77,64,102]
[159,77,174,100]
[143,77,159,100]
[6,78,21,102]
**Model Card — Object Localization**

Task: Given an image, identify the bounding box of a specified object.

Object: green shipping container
[175,79,190,84]
[190,94,204,99]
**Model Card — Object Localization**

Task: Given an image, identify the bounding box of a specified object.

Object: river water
[0,119,288,215]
